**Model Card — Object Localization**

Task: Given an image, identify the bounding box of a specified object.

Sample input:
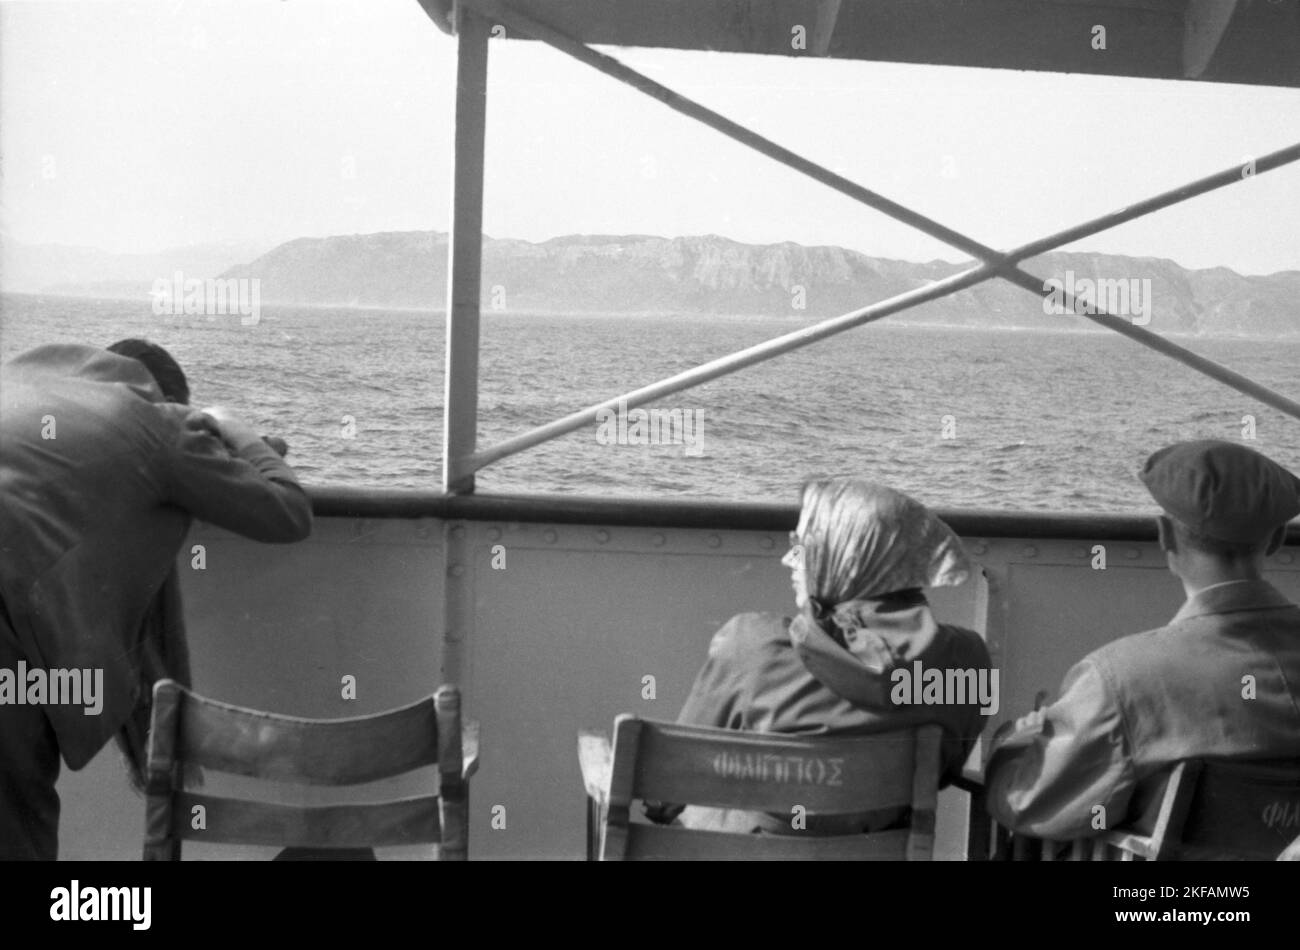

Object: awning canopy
[419,0,1300,88]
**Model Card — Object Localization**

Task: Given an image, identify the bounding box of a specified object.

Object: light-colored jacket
[985,578,1300,840]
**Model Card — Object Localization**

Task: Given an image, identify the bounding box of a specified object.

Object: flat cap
[1140,440,1300,544]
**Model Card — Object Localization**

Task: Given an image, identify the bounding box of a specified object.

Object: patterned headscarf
[795,478,970,632]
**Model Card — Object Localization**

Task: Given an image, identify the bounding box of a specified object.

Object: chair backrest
[142,680,469,860]
[1004,757,1300,861]
[1160,757,1300,860]
[598,716,943,860]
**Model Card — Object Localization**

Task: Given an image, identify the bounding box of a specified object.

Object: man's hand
[198,405,268,454]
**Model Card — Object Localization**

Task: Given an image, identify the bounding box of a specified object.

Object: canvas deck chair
[579,715,942,860]
[142,680,479,860]
[966,757,1300,861]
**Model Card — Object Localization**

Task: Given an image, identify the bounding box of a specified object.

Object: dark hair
[1171,519,1268,559]
[106,339,189,405]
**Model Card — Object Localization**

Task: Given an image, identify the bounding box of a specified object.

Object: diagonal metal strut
[456,0,1300,477]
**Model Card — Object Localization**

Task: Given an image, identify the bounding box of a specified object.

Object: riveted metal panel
[53,515,1300,860]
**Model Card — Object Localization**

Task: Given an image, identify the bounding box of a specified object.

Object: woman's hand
[1013,708,1048,733]
[990,690,1052,748]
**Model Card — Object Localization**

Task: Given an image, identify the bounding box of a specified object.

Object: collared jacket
[984,578,1300,840]
[664,598,993,833]
[0,344,312,770]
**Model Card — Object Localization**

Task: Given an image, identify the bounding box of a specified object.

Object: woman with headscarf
[650,476,993,835]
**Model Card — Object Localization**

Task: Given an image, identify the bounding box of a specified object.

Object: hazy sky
[3,0,1299,273]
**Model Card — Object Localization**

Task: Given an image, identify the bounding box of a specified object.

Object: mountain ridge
[218,230,1298,336]
[7,231,1298,337]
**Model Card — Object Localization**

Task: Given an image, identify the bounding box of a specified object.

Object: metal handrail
[303,486,1300,543]
[449,0,1300,481]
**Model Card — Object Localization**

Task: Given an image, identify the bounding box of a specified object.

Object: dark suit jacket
[667,606,992,834]
[0,344,312,769]
[679,609,992,781]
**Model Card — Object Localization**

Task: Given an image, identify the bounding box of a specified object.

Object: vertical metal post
[440,9,489,801]
[442,6,490,494]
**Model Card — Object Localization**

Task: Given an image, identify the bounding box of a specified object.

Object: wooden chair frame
[581,715,943,861]
[142,679,479,860]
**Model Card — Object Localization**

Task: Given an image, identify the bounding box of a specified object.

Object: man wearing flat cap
[983,440,1300,842]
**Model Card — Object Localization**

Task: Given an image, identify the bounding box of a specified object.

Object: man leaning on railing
[981,441,1300,847]
[0,341,312,860]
